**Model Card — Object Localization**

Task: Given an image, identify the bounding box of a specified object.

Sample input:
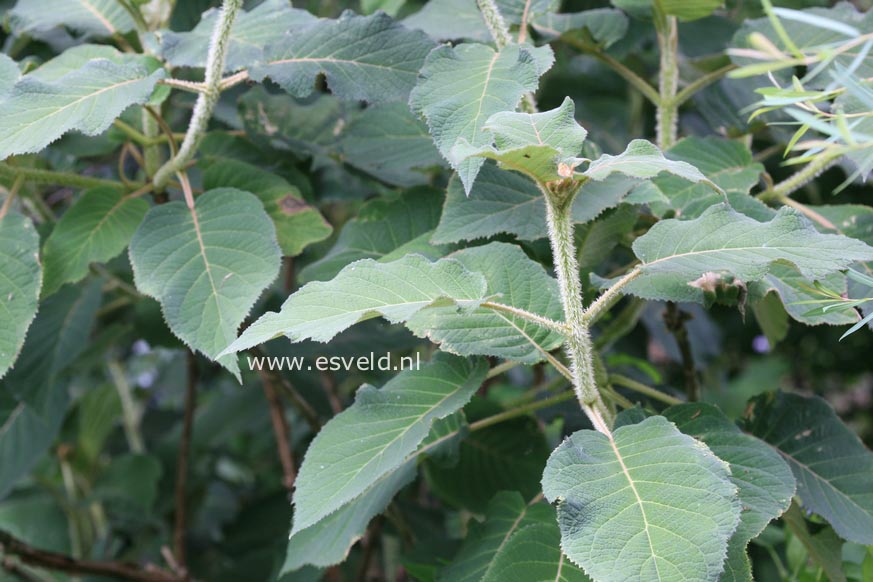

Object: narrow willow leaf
[745,391,873,544]
[157,0,316,72]
[532,8,629,46]
[542,416,741,582]
[340,103,446,187]
[283,413,468,572]
[1,283,101,498]
[301,188,444,282]
[291,354,486,533]
[665,404,795,582]
[622,204,873,303]
[41,188,148,297]
[410,43,549,193]
[0,58,165,160]
[582,139,718,189]
[452,97,587,185]
[483,523,591,582]
[0,213,41,380]
[249,11,435,103]
[222,254,489,355]
[129,189,281,379]
[439,491,556,582]
[201,160,331,257]
[9,0,136,36]
[407,242,564,363]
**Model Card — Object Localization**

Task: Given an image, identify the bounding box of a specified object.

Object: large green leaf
[532,8,628,46]
[129,189,281,380]
[201,160,331,257]
[291,354,486,533]
[340,102,446,186]
[402,0,491,42]
[664,404,795,582]
[611,0,723,21]
[483,522,591,582]
[582,139,717,188]
[407,243,564,363]
[157,0,316,72]
[1,283,101,499]
[452,97,587,185]
[621,204,873,303]
[439,491,556,582]
[41,188,148,297]
[0,56,165,160]
[745,391,873,545]
[9,0,136,36]
[0,55,19,99]
[283,413,467,572]
[222,254,489,355]
[301,188,444,282]
[543,416,741,582]
[249,12,435,103]
[0,212,41,380]
[410,42,550,193]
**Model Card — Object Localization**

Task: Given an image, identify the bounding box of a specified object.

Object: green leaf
[129,188,281,379]
[0,212,41,380]
[745,391,873,545]
[157,0,316,72]
[438,491,557,582]
[452,97,587,185]
[301,188,444,282]
[0,55,20,99]
[611,0,723,21]
[402,0,491,42]
[410,42,550,193]
[622,204,873,303]
[532,8,629,46]
[41,188,148,297]
[283,461,416,572]
[0,56,165,160]
[643,137,768,220]
[93,454,162,515]
[576,205,637,271]
[249,11,435,103]
[222,254,489,355]
[284,412,468,572]
[1,283,101,498]
[9,0,136,36]
[543,416,741,582]
[25,45,150,82]
[291,354,486,533]
[340,103,446,187]
[582,139,718,188]
[664,404,795,582]
[407,242,564,363]
[483,522,591,582]
[751,266,856,326]
[201,160,331,257]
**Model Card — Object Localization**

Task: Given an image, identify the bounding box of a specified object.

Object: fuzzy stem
[543,188,612,431]
[481,301,569,335]
[673,63,736,107]
[152,0,242,189]
[609,374,683,406]
[656,14,679,150]
[0,163,129,191]
[583,267,641,325]
[477,0,513,49]
[757,153,841,202]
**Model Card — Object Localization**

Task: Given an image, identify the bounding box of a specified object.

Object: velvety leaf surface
[0,55,165,159]
[223,254,489,355]
[0,212,41,379]
[41,188,148,297]
[532,8,628,46]
[129,188,282,379]
[623,204,873,303]
[157,0,316,72]
[583,139,716,187]
[9,0,136,36]
[745,391,873,545]
[250,12,435,103]
[483,522,591,582]
[542,416,741,582]
[410,42,549,192]
[407,243,564,363]
[291,354,486,532]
